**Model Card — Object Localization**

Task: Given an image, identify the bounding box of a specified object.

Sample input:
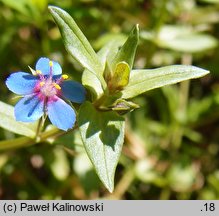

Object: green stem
[92,92,109,109]
[0,126,76,151]
[39,125,77,141]
[39,127,60,141]
[35,115,47,141]
[172,54,192,148]
[0,137,34,151]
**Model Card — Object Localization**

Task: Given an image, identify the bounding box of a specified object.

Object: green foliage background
[0,0,219,199]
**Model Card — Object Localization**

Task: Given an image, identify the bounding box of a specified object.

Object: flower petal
[61,80,86,103]
[6,72,38,95]
[47,97,76,131]
[35,57,62,75]
[15,94,44,122]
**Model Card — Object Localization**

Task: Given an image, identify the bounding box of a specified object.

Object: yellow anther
[40,81,45,87]
[62,74,69,80]
[53,83,61,90]
[49,61,53,67]
[36,70,42,75]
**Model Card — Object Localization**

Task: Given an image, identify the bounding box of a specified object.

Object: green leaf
[78,101,125,192]
[158,34,217,53]
[108,62,130,91]
[97,37,127,70]
[141,25,218,53]
[82,39,126,100]
[121,65,210,99]
[110,24,139,70]
[82,69,104,101]
[156,25,217,53]
[0,101,38,138]
[93,33,126,51]
[48,6,103,75]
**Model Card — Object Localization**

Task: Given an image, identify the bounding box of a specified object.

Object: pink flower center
[40,78,59,97]
[34,61,68,100]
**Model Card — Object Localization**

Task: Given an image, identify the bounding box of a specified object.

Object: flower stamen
[49,61,53,76]
[56,74,69,85]
[53,83,61,90]
[62,74,68,80]
[49,61,53,67]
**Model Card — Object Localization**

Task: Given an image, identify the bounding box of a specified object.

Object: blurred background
[0,0,219,199]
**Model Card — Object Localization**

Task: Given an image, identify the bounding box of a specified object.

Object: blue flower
[6,57,86,131]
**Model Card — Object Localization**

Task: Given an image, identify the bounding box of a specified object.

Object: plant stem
[35,115,47,142]
[106,166,135,199]
[0,137,34,151]
[172,53,192,148]
[0,126,77,151]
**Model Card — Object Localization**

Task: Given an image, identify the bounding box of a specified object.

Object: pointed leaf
[121,65,209,99]
[110,25,139,70]
[97,37,127,72]
[0,101,38,137]
[48,6,103,75]
[78,102,125,192]
[82,39,126,100]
